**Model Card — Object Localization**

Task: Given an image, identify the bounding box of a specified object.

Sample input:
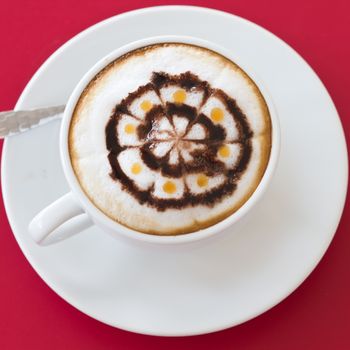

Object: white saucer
[1,6,347,336]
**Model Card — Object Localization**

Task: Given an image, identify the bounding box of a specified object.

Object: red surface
[0,0,349,348]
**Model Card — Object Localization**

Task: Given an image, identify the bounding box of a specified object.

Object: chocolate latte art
[69,43,272,235]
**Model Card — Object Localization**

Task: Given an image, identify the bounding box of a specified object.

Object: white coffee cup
[28,35,280,246]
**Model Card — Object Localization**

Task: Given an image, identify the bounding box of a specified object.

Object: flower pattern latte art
[106,72,253,211]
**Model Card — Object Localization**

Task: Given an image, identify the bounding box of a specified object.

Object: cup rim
[60,35,280,245]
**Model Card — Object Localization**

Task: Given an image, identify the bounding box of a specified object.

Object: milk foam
[69,43,271,235]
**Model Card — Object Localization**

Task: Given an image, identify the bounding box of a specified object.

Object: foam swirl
[106,71,253,211]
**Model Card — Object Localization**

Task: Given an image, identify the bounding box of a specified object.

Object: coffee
[69,43,271,235]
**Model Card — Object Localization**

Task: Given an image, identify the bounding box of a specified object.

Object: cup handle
[28,192,93,245]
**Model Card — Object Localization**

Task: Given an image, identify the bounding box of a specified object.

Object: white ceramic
[1,6,347,336]
[28,35,280,246]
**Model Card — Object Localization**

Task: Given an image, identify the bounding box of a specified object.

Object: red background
[0,1,349,349]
